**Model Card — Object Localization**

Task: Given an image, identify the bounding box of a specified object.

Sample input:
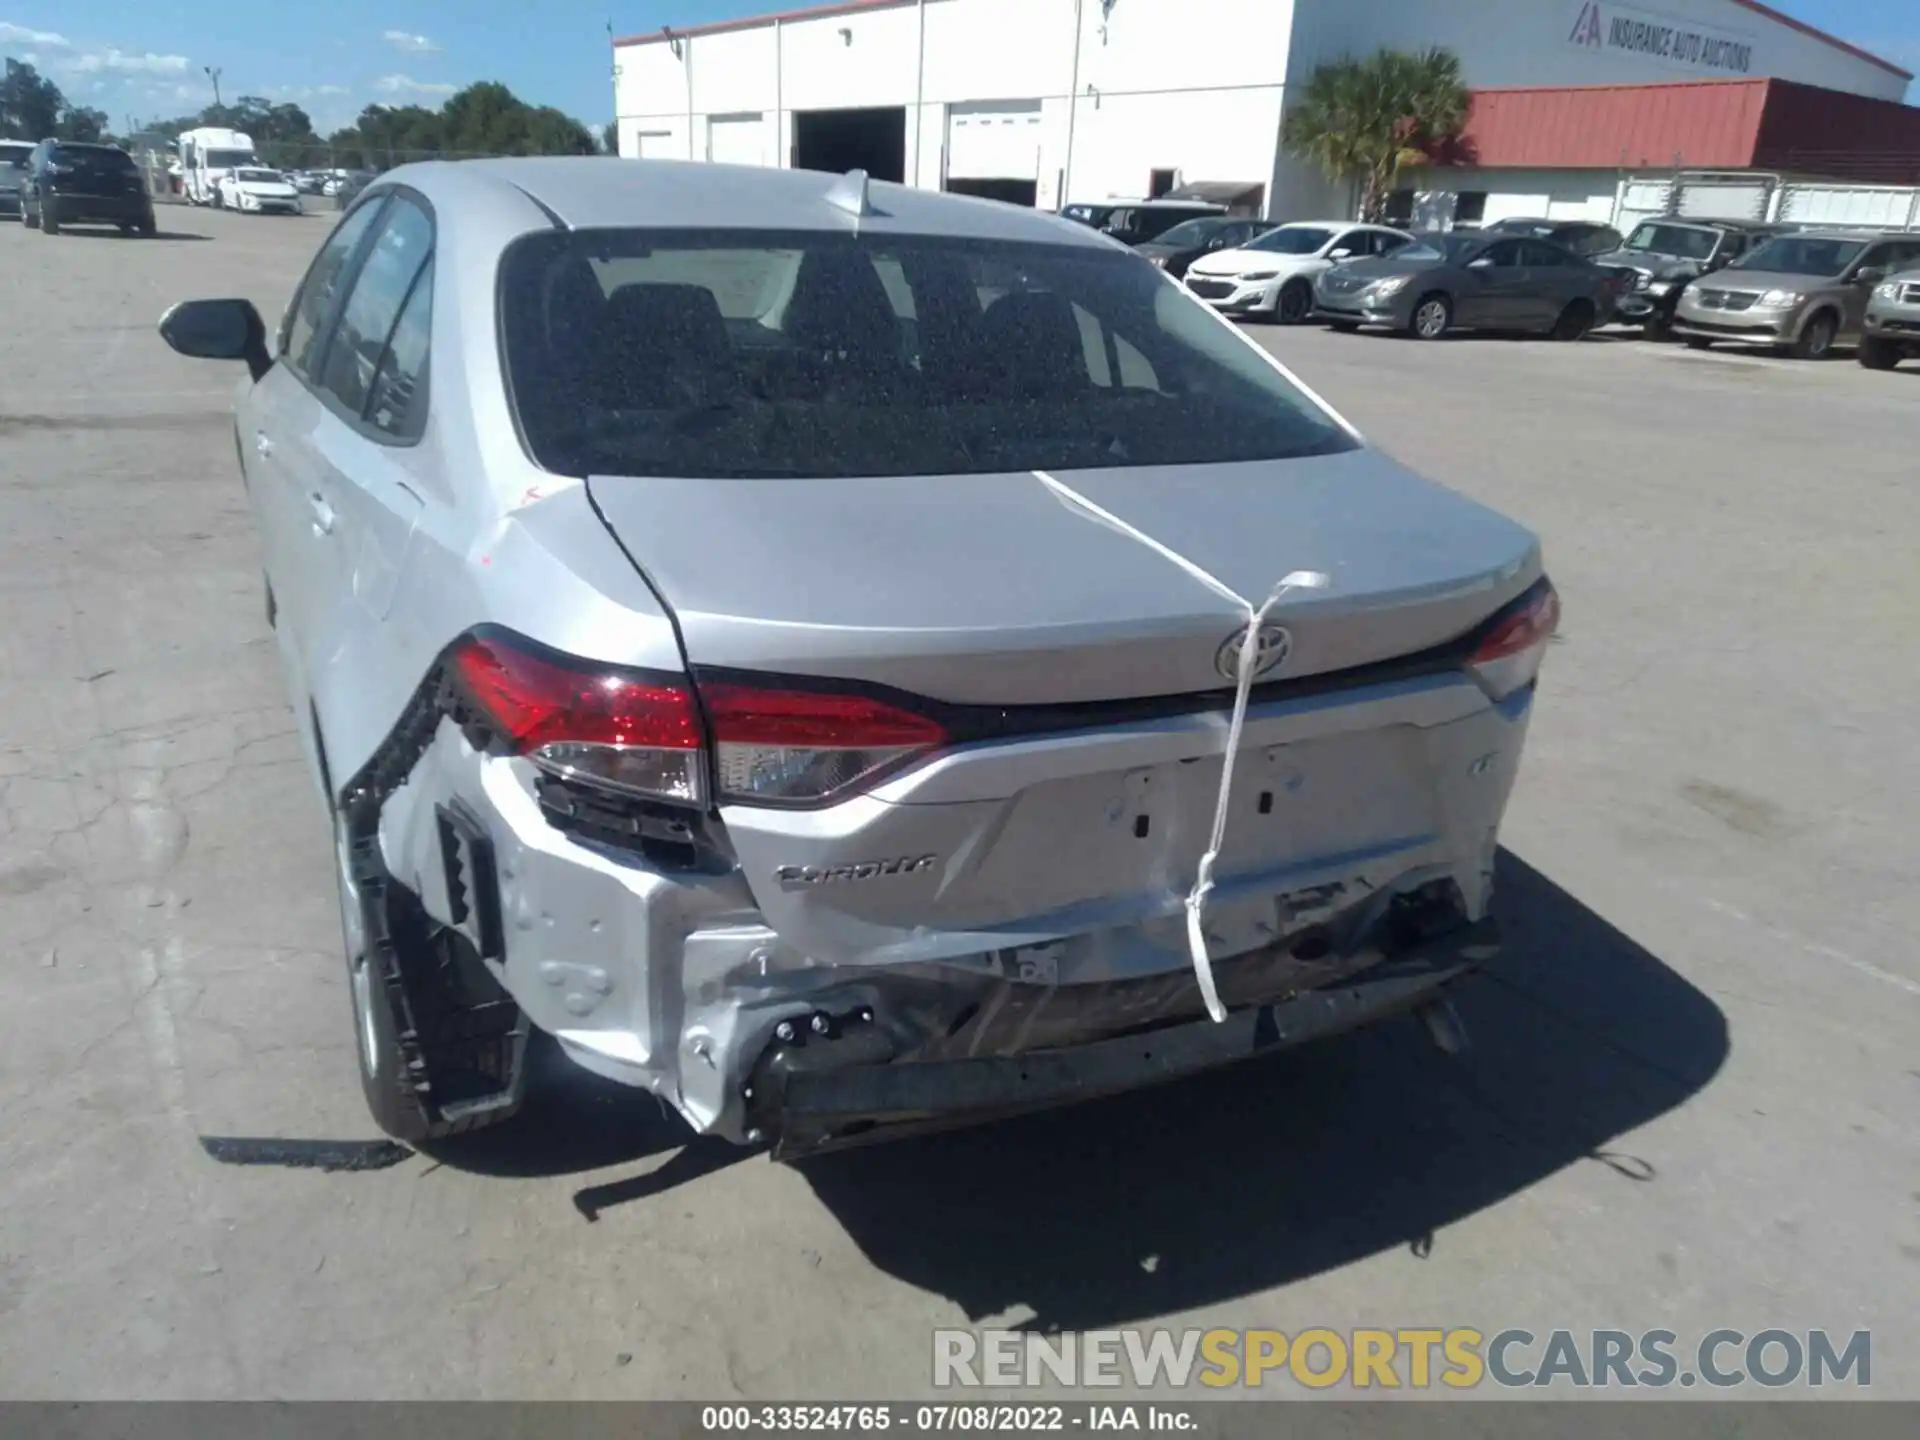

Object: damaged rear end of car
[280,168,1560,1157]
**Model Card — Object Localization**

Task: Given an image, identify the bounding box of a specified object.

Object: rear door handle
[307,492,335,536]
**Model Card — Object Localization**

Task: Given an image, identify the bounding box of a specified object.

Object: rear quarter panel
[296,173,691,797]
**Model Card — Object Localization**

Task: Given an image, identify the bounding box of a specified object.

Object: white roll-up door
[709,114,768,169]
[946,101,1043,182]
[636,131,679,160]
[1678,180,1770,221]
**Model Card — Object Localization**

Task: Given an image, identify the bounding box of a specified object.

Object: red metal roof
[1457,79,1772,171]
[1755,78,1920,182]
[1454,77,1920,183]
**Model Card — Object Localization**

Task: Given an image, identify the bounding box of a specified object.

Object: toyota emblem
[1215,622,1293,682]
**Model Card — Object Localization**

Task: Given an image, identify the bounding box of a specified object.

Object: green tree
[326,82,598,167]
[601,120,619,155]
[1281,47,1471,222]
[56,104,109,143]
[0,57,64,141]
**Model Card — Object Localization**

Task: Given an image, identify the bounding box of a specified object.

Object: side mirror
[1328,246,1354,260]
[1854,266,1887,287]
[158,298,271,382]
[1467,256,1496,271]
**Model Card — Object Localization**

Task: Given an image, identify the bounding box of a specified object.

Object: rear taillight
[702,682,948,805]
[444,631,949,809]
[1466,581,1560,700]
[448,631,706,805]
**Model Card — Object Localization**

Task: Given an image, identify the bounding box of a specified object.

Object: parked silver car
[1858,267,1920,371]
[158,159,1555,1156]
[1313,231,1622,340]
[1671,230,1920,359]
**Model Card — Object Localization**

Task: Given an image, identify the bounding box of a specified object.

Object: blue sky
[1,1,1913,135]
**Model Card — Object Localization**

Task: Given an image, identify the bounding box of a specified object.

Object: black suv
[1591,217,1781,340]
[20,140,156,237]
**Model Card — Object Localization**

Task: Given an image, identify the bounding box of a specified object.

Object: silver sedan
[158,159,1556,1156]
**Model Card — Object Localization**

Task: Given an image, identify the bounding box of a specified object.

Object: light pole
[204,66,223,109]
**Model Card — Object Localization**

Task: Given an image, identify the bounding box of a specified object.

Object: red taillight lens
[1467,582,1560,700]
[700,682,947,805]
[448,632,706,804]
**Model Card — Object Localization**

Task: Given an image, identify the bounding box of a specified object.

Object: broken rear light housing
[448,630,707,805]
[446,630,951,810]
[701,681,949,806]
[1466,580,1560,700]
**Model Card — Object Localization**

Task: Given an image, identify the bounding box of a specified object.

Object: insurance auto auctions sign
[1568,1,1757,76]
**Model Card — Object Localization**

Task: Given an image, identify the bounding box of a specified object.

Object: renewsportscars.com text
[933,1328,1871,1391]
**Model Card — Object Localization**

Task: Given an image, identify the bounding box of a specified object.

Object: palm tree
[1282,48,1471,223]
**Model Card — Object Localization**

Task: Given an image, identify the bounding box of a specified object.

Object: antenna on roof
[825,168,873,220]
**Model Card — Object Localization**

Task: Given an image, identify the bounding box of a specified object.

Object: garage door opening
[792,107,906,183]
[945,177,1038,206]
[945,100,1041,209]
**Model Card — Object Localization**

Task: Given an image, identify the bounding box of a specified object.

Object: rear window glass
[1397,234,1481,263]
[50,145,135,170]
[500,229,1357,480]
[1624,223,1720,260]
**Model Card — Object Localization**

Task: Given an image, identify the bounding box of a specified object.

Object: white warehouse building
[612,0,1911,223]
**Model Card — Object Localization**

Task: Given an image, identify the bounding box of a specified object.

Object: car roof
[1778,229,1900,241]
[400,157,1118,248]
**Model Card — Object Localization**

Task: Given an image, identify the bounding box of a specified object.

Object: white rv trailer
[177,127,259,206]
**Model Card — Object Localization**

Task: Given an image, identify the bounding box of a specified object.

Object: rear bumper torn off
[760,915,1499,1158]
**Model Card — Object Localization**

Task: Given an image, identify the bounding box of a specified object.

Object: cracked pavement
[0,206,1914,1400]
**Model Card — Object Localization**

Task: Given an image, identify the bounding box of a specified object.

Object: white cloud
[382,30,440,54]
[375,72,454,96]
[71,48,190,75]
[0,22,70,47]
[267,82,352,99]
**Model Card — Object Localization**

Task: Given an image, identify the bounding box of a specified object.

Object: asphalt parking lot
[1,203,1915,1401]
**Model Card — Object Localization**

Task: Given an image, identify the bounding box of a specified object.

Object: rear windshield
[1151,217,1229,247]
[1246,227,1333,255]
[1624,222,1721,260]
[236,168,283,182]
[1395,234,1480,263]
[51,145,135,170]
[1732,236,1865,276]
[500,229,1358,480]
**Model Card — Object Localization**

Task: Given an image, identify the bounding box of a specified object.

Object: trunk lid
[586,449,1539,707]
[587,453,1541,967]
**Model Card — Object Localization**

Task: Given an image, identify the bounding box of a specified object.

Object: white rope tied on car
[1032,470,1329,1023]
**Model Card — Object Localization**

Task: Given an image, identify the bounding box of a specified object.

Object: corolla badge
[775,855,937,889]
[1215,622,1293,682]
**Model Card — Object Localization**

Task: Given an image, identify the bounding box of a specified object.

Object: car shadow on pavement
[424,1031,696,1182]
[45,226,211,241]
[792,848,1729,1331]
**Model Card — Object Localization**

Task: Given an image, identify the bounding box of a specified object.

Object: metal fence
[1612,171,1920,233]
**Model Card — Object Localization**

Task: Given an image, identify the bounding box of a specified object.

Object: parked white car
[1185,221,1415,323]
[216,167,303,214]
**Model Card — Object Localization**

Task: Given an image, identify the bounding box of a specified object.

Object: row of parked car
[1061,200,1920,370]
